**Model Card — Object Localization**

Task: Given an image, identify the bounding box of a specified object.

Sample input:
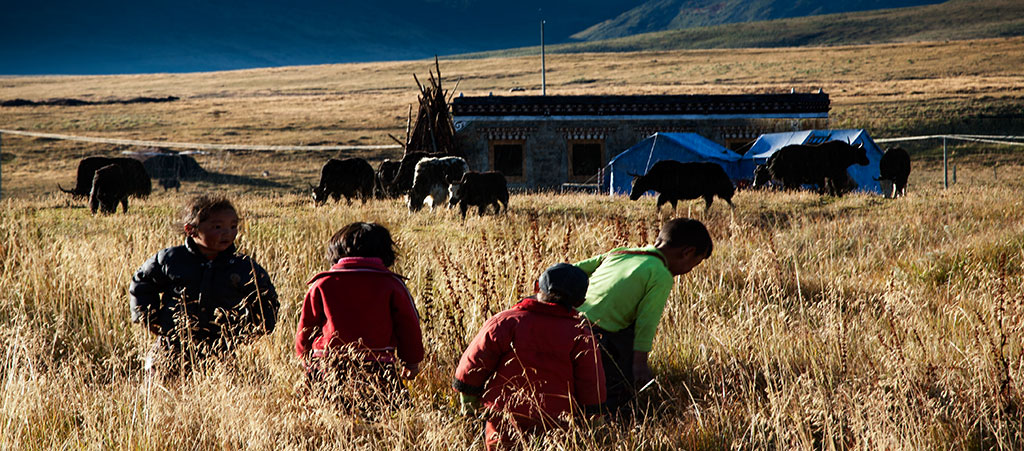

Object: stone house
[451,92,829,190]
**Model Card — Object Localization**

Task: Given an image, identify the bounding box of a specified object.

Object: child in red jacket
[295,222,423,410]
[453,263,606,450]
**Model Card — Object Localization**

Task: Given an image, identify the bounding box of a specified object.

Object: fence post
[942,136,948,189]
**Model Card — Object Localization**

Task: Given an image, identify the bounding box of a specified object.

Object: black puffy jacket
[129,237,279,347]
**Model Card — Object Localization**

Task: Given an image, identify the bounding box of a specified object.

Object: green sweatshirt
[574,245,674,352]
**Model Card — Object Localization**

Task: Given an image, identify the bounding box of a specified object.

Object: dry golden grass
[1,37,1023,449]
[2,162,1023,449]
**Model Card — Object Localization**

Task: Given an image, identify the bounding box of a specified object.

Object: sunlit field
[2,160,1022,449]
[2,36,1023,449]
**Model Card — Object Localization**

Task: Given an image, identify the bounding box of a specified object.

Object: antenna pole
[541,20,546,96]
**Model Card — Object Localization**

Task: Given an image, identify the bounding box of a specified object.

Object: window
[490,140,525,181]
[568,140,604,182]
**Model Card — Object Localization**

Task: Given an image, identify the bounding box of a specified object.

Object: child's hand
[401,363,420,380]
[632,352,654,388]
[459,393,482,417]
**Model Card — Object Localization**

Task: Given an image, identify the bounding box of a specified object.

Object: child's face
[188,208,239,259]
[663,245,707,276]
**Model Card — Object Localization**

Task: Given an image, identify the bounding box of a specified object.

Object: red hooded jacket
[295,257,423,366]
[453,297,606,425]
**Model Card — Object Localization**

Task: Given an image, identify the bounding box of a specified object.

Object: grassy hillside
[571,0,945,41]
[473,0,1024,56]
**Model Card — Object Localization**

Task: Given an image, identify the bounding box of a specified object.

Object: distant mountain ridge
[571,0,946,41]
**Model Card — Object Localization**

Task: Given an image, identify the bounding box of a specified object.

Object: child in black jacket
[129,195,279,376]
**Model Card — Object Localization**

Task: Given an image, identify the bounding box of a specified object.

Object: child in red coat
[295,222,423,410]
[453,263,606,450]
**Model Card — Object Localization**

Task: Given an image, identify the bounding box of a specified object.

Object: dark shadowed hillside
[0,0,633,75]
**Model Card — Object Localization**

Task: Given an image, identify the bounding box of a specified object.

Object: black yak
[374,159,401,199]
[752,164,773,190]
[90,164,129,214]
[311,158,375,205]
[60,156,151,199]
[764,140,869,196]
[158,178,181,191]
[389,151,431,195]
[629,161,735,214]
[408,156,468,212]
[142,153,207,180]
[875,146,911,198]
[448,171,509,218]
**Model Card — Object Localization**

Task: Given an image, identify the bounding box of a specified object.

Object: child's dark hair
[181,195,236,234]
[538,291,578,310]
[327,222,397,267]
[655,218,713,257]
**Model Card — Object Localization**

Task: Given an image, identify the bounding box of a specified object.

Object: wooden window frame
[489,140,526,182]
[567,139,605,183]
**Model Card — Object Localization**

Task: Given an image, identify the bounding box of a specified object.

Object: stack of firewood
[391,57,461,157]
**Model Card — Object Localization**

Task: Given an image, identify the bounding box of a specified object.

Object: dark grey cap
[538,263,589,303]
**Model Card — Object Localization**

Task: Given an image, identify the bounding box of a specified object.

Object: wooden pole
[434,56,442,93]
[943,137,948,189]
[405,105,412,152]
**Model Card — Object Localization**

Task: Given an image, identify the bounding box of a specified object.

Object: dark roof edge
[453,93,827,104]
[452,93,830,116]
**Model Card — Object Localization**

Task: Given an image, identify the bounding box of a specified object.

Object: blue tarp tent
[604,133,742,195]
[739,129,886,194]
